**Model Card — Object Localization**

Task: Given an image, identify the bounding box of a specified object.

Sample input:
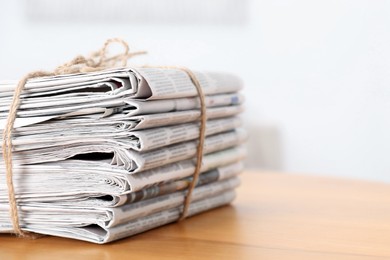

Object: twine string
[177,68,206,221]
[2,39,206,237]
[3,71,55,239]
[146,66,206,221]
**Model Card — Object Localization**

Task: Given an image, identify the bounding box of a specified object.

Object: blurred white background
[1,0,390,181]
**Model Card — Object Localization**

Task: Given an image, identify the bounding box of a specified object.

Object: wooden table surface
[2,171,390,259]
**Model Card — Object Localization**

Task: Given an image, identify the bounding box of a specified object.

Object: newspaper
[16,161,244,209]
[0,147,246,201]
[0,68,242,99]
[0,67,245,243]
[0,174,240,229]
[0,68,243,129]
[12,117,242,152]
[8,129,246,171]
[0,93,244,118]
[4,189,236,244]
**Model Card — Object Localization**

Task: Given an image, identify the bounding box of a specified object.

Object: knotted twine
[2,38,207,238]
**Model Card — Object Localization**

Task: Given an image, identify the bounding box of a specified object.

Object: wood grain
[1,172,390,259]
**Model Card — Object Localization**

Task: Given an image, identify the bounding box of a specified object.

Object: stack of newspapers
[0,67,246,243]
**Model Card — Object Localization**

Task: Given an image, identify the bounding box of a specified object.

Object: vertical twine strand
[174,67,206,221]
[3,71,54,238]
[141,65,207,220]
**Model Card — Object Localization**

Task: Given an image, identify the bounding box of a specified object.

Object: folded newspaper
[0,67,246,243]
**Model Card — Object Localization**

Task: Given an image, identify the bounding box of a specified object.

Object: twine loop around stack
[1,38,206,238]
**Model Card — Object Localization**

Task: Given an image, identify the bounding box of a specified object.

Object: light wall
[1,0,389,182]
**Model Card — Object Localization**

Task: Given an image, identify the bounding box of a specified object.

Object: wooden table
[2,172,390,259]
